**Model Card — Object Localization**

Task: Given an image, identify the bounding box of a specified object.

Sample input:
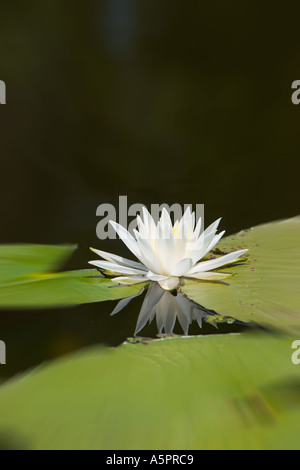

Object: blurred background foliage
[0,0,299,380]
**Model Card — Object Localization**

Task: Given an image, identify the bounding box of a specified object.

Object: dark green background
[0,1,299,378]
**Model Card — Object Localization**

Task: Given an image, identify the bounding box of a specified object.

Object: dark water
[0,1,299,379]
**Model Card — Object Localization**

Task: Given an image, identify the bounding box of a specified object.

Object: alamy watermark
[291,80,300,105]
[0,80,6,104]
[96,196,204,240]
[291,340,300,365]
[0,341,6,365]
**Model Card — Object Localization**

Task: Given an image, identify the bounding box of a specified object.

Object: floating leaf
[0,244,145,308]
[0,244,76,283]
[0,270,145,308]
[181,217,300,334]
[0,334,299,449]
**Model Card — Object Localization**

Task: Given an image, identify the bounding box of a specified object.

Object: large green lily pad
[0,333,299,450]
[181,217,300,334]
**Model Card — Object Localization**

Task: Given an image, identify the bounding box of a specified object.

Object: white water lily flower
[89,207,248,291]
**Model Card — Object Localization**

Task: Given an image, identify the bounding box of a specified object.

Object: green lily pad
[0,244,76,283]
[0,333,299,449]
[0,244,144,308]
[181,217,300,334]
[0,270,145,308]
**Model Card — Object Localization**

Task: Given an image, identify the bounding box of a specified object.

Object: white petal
[193,216,202,240]
[110,220,141,259]
[203,217,222,237]
[146,272,165,280]
[161,207,172,234]
[199,230,226,260]
[136,214,147,238]
[187,231,225,265]
[88,260,147,276]
[186,225,222,263]
[171,258,193,276]
[188,249,248,274]
[186,271,233,280]
[111,276,147,285]
[158,277,180,290]
[135,235,163,274]
[191,217,221,247]
[178,206,194,240]
[142,207,157,239]
[153,230,174,275]
[90,247,147,271]
[172,233,190,267]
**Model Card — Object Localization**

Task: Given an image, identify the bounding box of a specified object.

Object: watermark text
[0,340,6,365]
[291,80,300,105]
[291,340,300,365]
[96,196,204,240]
[0,80,6,104]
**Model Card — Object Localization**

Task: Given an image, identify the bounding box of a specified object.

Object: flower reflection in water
[111,283,217,336]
